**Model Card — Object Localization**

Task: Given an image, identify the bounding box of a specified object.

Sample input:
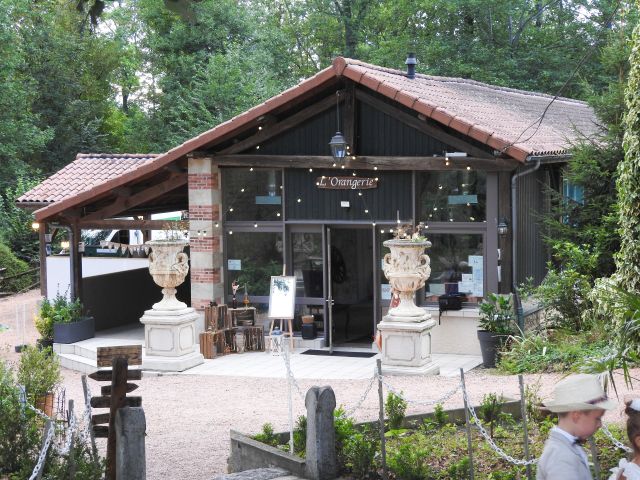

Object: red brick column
[188,158,223,330]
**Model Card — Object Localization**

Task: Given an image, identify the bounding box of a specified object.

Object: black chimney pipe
[405,53,417,79]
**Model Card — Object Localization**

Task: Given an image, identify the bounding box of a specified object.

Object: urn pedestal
[140,240,203,372]
[379,239,439,376]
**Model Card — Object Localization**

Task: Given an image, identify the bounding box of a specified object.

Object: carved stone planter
[378,239,439,375]
[140,239,203,372]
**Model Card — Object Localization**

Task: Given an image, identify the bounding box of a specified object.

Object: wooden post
[81,374,98,459]
[588,436,601,480]
[518,375,532,480]
[106,357,129,480]
[460,368,475,480]
[377,359,388,480]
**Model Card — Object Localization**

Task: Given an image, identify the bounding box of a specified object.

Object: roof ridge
[339,57,588,106]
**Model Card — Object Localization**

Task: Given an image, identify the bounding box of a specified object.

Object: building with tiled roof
[18,56,601,368]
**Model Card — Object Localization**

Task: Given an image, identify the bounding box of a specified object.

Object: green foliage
[387,435,432,479]
[433,403,448,427]
[252,422,279,447]
[35,292,84,341]
[617,6,640,294]
[0,243,31,293]
[333,407,356,472]
[41,443,105,480]
[293,415,306,456]
[385,391,407,430]
[478,293,515,335]
[524,242,599,332]
[0,175,41,263]
[341,425,379,478]
[0,360,40,475]
[477,393,509,439]
[16,346,61,402]
[498,329,611,374]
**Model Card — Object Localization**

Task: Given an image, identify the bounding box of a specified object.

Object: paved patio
[55,323,483,378]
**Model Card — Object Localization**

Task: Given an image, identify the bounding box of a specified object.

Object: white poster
[381,284,392,300]
[228,259,241,270]
[268,276,297,319]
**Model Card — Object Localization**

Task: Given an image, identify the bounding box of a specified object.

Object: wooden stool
[268,318,294,351]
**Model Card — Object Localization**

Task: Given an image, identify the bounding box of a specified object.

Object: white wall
[46,256,148,300]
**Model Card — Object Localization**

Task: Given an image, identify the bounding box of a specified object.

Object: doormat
[300,349,377,358]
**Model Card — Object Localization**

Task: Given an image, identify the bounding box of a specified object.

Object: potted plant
[477,293,516,368]
[16,345,61,417]
[34,297,55,349]
[36,292,95,345]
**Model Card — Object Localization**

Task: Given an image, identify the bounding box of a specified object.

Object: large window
[226,231,283,297]
[292,232,323,298]
[424,233,484,302]
[223,168,283,221]
[417,170,486,222]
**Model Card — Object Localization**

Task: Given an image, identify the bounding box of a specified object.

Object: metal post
[460,368,475,480]
[68,399,76,479]
[285,342,294,454]
[377,359,388,480]
[518,375,532,480]
[588,436,601,480]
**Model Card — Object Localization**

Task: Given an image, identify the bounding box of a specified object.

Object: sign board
[316,176,378,190]
[268,276,296,319]
[96,345,142,368]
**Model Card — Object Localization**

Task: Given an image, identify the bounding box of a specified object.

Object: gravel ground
[2,290,640,479]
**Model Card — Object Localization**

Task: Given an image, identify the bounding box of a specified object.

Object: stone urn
[382,239,431,320]
[146,239,190,310]
[140,239,204,372]
[377,237,439,375]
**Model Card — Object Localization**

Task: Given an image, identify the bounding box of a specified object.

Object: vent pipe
[405,53,417,79]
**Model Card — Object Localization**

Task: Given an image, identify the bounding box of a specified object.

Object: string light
[256,145,260,150]
[333,163,337,167]
[438,185,443,190]
[358,192,362,196]
[297,198,302,203]
[276,212,281,217]
[254,223,258,228]
[372,222,376,226]
[380,229,385,233]
[466,165,471,170]
[249,167,254,171]
[215,222,219,228]
[445,157,450,166]
[365,209,369,213]
[240,188,245,192]
[309,168,313,172]
[229,208,234,212]
[258,126,263,131]
[229,230,233,235]
[352,171,356,176]
[341,165,345,169]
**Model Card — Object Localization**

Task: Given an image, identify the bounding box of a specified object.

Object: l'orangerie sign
[316,176,378,189]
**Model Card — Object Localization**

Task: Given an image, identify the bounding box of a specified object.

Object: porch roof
[24,56,599,222]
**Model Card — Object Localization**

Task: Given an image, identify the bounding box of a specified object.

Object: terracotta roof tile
[18,153,159,204]
[28,56,599,221]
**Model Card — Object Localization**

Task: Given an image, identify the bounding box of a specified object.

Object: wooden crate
[238,326,265,352]
[199,332,215,359]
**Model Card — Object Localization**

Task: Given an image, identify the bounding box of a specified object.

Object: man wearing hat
[537,374,617,479]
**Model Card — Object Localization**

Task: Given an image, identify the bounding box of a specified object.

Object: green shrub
[252,423,279,447]
[342,425,379,478]
[385,391,407,430]
[446,456,470,479]
[0,360,40,475]
[293,415,306,456]
[16,346,61,402]
[334,407,356,472]
[387,435,432,479]
[433,403,448,426]
[478,293,516,335]
[0,242,31,293]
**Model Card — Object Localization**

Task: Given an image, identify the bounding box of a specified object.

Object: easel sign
[268,276,296,319]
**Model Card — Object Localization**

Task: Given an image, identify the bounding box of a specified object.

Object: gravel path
[2,290,640,479]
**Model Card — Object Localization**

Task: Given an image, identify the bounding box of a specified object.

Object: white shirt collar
[552,426,579,444]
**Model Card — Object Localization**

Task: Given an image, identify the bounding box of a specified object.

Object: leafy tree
[0,175,41,263]
[616,2,640,293]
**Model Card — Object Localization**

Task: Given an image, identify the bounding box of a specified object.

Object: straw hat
[543,374,617,413]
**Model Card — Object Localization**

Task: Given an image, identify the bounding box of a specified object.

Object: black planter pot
[477,330,504,368]
[53,317,95,344]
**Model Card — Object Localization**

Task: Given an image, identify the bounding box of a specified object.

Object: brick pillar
[188,157,223,332]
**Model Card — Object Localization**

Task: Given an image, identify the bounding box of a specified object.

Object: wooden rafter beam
[81,174,187,222]
[355,90,494,159]
[202,154,518,171]
[76,219,173,230]
[216,93,344,155]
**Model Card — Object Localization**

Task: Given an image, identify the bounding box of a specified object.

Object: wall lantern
[44,233,52,243]
[60,240,70,251]
[328,90,347,162]
[31,222,40,231]
[498,218,509,237]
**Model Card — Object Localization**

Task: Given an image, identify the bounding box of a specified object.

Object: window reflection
[226,232,283,297]
[292,233,323,298]
[223,168,282,221]
[424,233,484,303]
[417,170,486,222]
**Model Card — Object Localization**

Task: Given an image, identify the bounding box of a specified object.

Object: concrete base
[140,306,204,371]
[142,350,204,372]
[377,313,439,376]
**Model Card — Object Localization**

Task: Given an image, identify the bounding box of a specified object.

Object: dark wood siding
[285,169,412,221]
[515,168,550,285]
[357,100,450,156]
[259,107,337,155]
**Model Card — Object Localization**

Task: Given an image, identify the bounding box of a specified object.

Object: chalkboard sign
[268,276,296,319]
